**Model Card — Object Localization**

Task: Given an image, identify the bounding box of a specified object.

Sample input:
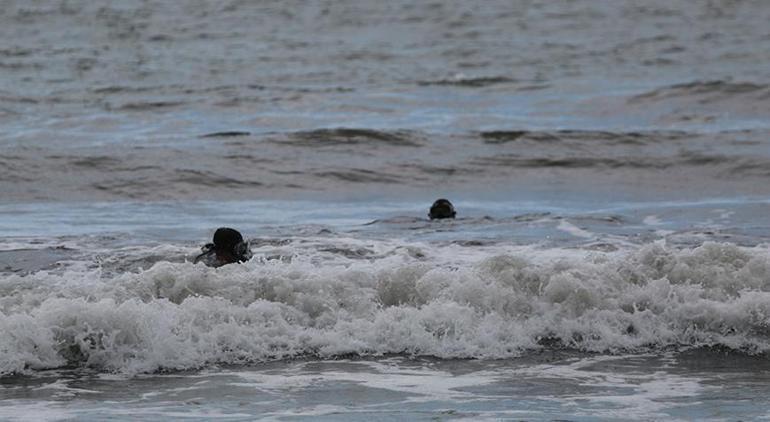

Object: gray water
[2,0,770,203]
[2,1,770,420]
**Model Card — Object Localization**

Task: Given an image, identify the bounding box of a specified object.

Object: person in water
[429,198,456,220]
[194,227,252,267]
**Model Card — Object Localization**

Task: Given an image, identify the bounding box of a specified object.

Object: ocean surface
[2,1,770,420]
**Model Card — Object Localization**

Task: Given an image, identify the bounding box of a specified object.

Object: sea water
[2,1,770,420]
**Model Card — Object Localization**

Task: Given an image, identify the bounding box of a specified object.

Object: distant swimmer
[429,198,456,220]
[194,227,252,267]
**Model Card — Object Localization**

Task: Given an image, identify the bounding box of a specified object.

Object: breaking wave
[2,241,770,376]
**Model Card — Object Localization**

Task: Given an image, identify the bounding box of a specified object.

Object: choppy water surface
[2,0,770,202]
[2,0,770,420]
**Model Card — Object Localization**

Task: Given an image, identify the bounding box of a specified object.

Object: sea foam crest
[1,241,769,375]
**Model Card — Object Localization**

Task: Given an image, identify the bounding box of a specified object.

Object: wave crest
[2,241,770,375]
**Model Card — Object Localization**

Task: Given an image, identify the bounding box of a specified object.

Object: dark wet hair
[194,227,251,266]
[213,227,244,250]
[429,198,456,220]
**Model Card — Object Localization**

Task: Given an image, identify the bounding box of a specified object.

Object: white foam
[0,401,77,422]
[2,240,770,375]
[643,215,663,226]
[32,379,101,396]
[714,209,735,220]
[231,360,490,403]
[556,220,594,238]
[511,355,711,419]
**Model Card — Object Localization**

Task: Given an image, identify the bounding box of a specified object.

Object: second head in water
[429,198,456,220]
[194,227,252,267]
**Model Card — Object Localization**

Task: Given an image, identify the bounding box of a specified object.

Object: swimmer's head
[194,227,251,266]
[213,227,244,251]
[429,198,456,220]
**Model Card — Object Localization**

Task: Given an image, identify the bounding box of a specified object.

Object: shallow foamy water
[3,352,770,421]
[1,198,770,420]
